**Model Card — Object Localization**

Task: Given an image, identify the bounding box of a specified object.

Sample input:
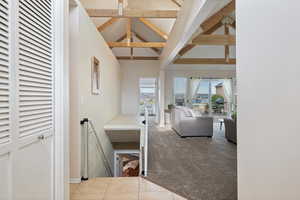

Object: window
[173,77,234,117]
[173,77,187,106]
[139,78,157,116]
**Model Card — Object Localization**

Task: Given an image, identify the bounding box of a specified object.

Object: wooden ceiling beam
[115,34,127,42]
[228,21,236,29]
[177,1,235,57]
[224,25,230,61]
[110,34,127,49]
[97,18,119,32]
[117,56,159,60]
[87,9,178,18]
[178,44,195,56]
[178,21,223,56]
[108,42,166,48]
[126,18,131,43]
[133,32,160,54]
[170,0,182,7]
[194,21,223,39]
[174,58,236,64]
[192,34,235,46]
[139,18,169,40]
[201,0,235,33]
[126,18,133,57]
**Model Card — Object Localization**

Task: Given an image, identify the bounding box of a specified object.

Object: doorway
[139,78,158,117]
[114,150,140,177]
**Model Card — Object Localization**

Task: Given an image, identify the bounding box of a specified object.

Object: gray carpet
[145,123,237,200]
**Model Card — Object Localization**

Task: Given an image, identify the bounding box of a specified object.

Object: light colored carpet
[145,123,237,200]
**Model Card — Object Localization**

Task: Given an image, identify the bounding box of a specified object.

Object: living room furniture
[170,107,213,137]
[224,118,237,144]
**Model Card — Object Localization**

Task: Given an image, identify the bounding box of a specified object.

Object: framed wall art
[91,56,100,95]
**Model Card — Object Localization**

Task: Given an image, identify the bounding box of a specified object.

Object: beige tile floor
[70,177,187,200]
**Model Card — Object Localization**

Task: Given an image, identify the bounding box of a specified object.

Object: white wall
[69,1,121,180]
[120,60,160,115]
[237,1,300,199]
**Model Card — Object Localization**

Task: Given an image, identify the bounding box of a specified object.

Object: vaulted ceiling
[80,0,236,64]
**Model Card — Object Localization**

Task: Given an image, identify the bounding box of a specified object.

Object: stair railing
[80,118,113,180]
[141,107,149,177]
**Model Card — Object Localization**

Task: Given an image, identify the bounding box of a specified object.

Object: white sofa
[171,107,213,137]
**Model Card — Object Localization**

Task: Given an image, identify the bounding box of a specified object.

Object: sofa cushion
[184,108,197,118]
[175,106,189,117]
[182,107,193,117]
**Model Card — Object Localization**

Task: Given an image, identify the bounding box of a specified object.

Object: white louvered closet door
[0,0,55,200]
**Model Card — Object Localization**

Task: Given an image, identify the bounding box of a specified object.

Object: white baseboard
[69,178,81,184]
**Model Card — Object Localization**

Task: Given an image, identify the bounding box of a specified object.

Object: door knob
[38,135,45,140]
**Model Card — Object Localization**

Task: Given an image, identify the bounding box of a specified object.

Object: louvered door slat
[0,119,8,126]
[20,57,52,70]
[0,63,8,70]
[19,122,52,137]
[0,0,8,144]
[19,69,52,81]
[19,76,51,85]
[19,25,51,47]
[19,2,51,31]
[20,113,52,123]
[18,0,53,138]
[0,115,8,121]
[20,39,51,58]
[20,64,52,75]
[20,45,51,61]
[0,108,9,115]
[20,87,52,93]
[19,14,51,40]
[0,8,8,16]
[19,32,51,52]
[19,17,51,42]
[0,85,8,90]
[19,81,52,90]
[35,0,52,15]
[20,101,51,107]
[0,53,8,61]
[0,9,7,19]
[21,0,51,24]
[20,45,51,62]
[0,70,8,77]
[20,96,52,102]
[28,0,51,17]
[0,31,8,40]
[19,109,52,118]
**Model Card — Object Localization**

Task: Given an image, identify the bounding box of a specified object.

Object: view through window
[173,77,234,117]
[174,77,187,106]
[139,78,157,116]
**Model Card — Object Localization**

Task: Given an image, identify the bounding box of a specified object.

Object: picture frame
[91,56,100,95]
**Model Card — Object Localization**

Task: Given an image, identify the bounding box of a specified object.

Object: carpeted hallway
[145,123,237,200]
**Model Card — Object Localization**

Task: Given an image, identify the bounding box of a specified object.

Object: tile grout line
[101,179,111,200]
[138,177,142,200]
